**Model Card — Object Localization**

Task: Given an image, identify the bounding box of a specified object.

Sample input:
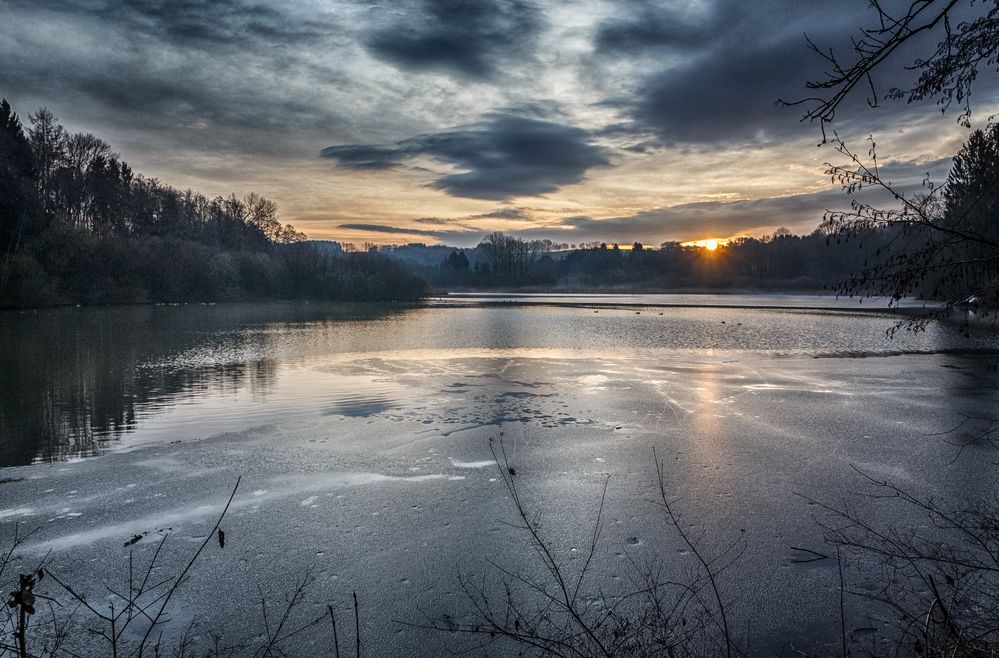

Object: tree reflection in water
[0,302,407,465]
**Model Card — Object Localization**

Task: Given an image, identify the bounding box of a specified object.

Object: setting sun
[682,238,727,250]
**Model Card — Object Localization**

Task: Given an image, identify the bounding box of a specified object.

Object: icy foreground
[0,300,996,655]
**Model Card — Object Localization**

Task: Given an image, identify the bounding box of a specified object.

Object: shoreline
[0,291,948,318]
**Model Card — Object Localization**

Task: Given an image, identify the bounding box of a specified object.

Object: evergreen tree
[445,249,469,271]
[944,124,999,238]
[941,123,999,303]
[0,99,38,288]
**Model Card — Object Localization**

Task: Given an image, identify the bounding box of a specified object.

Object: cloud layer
[322,114,611,200]
[337,189,848,246]
[0,0,980,244]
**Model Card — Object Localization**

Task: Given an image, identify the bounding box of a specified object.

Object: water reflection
[689,362,726,468]
[0,303,411,465]
[2,298,996,467]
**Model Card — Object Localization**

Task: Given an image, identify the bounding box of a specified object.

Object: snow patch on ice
[449,459,494,469]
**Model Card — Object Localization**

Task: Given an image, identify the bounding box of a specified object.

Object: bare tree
[782,0,999,134]
[821,127,999,333]
[27,108,65,215]
[420,441,744,657]
[783,1,999,333]
[803,467,999,657]
[1,479,362,658]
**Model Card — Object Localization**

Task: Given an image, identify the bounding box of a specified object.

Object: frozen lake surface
[1,296,997,655]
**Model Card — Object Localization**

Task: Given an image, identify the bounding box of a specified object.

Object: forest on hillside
[0,99,427,308]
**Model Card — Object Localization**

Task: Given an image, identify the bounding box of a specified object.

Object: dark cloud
[622,33,829,144]
[594,1,745,55]
[469,207,531,220]
[341,205,549,244]
[5,0,337,49]
[413,207,529,226]
[0,0,349,162]
[414,216,457,226]
[363,0,543,79]
[598,0,936,146]
[407,207,531,233]
[319,145,404,170]
[339,223,442,236]
[339,222,480,245]
[322,114,611,200]
[871,156,954,187]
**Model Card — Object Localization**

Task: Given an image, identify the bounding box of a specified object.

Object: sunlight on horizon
[682,238,728,250]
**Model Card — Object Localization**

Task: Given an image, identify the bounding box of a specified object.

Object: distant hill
[380,243,486,267]
[302,240,344,253]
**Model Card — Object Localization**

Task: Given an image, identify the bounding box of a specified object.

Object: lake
[1,295,997,655]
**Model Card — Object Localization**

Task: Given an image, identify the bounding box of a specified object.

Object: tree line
[4,96,993,308]
[0,99,427,307]
[403,228,874,291]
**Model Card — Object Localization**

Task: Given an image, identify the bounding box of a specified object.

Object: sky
[1,0,994,247]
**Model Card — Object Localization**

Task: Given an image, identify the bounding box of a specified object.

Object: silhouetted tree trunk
[28,107,65,215]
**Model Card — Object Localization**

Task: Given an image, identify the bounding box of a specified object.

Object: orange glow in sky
[682,238,728,251]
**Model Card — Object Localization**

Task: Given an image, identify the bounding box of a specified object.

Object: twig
[329,604,340,658]
[135,476,241,655]
[353,592,360,658]
[653,446,734,658]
